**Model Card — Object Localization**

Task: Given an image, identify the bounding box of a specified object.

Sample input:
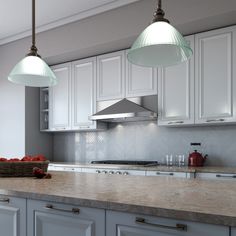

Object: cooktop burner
[91,160,159,166]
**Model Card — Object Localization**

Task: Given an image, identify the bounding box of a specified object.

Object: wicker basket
[0,161,49,177]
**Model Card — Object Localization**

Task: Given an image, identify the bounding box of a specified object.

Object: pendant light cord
[27,0,40,57]
[153,0,169,23]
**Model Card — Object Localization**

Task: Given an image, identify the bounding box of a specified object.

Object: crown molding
[0,0,139,46]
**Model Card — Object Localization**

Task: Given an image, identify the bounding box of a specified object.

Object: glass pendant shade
[127,21,193,67]
[8,56,57,87]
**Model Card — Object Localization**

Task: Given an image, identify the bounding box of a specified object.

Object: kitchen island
[1,171,236,235]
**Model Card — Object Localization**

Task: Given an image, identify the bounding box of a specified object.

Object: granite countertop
[1,172,236,227]
[50,162,236,174]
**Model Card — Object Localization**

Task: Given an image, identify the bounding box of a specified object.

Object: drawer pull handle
[206,119,225,123]
[156,172,174,176]
[216,174,236,178]
[135,217,187,232]
[0,198,10,203]
[45,204,80,214]
[168,121,184,125]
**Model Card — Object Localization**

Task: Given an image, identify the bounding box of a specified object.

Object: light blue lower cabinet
[106,210,229,236]
[0,195,26,236]
[27,199,105,236]
[232,228,236,235]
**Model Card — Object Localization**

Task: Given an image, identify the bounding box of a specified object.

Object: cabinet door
[196,172,236,180]
[27,199,105,236]
[126,50,157,97]
[158,35,194,126]
[97,51,125,101]
[0,196,26,236]
[195,26,236,124]
[106,211,229,236]
[71,58,96,130]
[49,63,71,131]
[232,227,236,236]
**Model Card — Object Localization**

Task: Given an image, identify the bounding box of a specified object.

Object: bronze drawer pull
[0,198,10,203]
[216,174,236,178]
[168,121,184,125]
[45,204,80,214]
[135,217,187,231]
[206,119,225,122]
[156,172,174,176]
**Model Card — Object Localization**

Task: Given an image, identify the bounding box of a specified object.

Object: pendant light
[127,0,193,67]
[8,0,57,87]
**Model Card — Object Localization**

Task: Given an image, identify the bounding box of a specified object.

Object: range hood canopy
[90,98,157,123]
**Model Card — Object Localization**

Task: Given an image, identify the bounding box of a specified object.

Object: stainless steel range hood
[90,98,157,123]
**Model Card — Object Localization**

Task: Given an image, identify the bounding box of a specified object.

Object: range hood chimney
[90,98,157,123]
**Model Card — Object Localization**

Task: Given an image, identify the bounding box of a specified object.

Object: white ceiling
[0,0,139,45]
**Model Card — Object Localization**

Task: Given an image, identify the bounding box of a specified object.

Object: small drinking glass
[176,155,185,167]
[166,154,173,166]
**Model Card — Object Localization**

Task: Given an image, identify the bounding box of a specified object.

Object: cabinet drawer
[27,199,105,236]
[146,171,187,178]
[196,172,236,180]
[106,211,229,236]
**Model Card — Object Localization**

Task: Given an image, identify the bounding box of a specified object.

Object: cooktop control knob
[116,171,122,175]
[101,170,107,174]
[123,172,129,175]
[109,171,114,174]
[96,170,101,174]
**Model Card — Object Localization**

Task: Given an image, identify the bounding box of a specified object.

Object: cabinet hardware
[156,172,174,176]
[206,119,225,122]
[135,217,187,231]
[216,174,236,178]
[45,204,80,214]
[79,126,90,129]
[0,198,10,203]
[123,172,129,175]
[168,121,184,125]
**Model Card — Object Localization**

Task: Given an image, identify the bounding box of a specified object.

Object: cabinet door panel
[0,196,26,236]
[126,50,157,97]
[106,211,228,236]
[35,211,93,236]
[27,199,105,236]
[72,58,96,129]
[195,26,236,124]
[97,51,125,101]
[158,36,194,126]
[49,63,71,130]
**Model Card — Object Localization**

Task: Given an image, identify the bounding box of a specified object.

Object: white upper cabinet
[49,63,71,131]
[125,50,157,98]
[71,58,96,130]
[158,35,194,126]
[195,26,236,124]
[97,51,125,101]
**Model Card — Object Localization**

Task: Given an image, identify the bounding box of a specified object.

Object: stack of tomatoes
[0,155,47,162]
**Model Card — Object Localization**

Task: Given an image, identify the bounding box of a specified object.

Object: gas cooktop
[91,160,159,166]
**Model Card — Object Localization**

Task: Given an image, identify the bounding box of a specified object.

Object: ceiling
[0,0,138,45]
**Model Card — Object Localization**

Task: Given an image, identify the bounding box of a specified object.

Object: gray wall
[53,122,236,167]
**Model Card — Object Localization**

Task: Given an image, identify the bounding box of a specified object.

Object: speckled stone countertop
[1,172,236,227]
[50,162,236,174]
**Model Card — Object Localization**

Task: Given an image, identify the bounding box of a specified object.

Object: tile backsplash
[53,121,236,167]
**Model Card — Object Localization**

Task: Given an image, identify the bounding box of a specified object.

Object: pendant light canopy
[8,0,57,87]
[127,0,193,67]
